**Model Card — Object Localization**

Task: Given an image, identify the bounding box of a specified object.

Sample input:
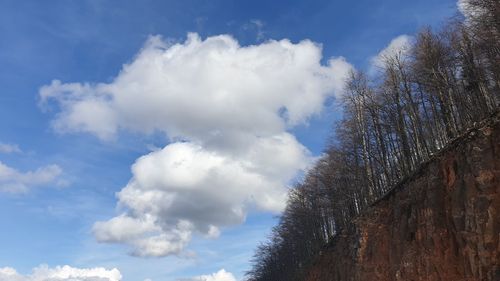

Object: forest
[246,0,500,280]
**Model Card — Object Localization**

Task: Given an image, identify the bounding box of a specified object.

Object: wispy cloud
[242,19,266,41]
[0,161,63,193]
[0,142,21,154]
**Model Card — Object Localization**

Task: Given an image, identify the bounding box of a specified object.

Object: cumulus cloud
[40,33,351,141]
[92,137,305,256]
[0,265,121,281]
[181,269,236,281]
[41,33,352,257]
[0,142,21,154]
[0,161,63,193]
[370,34,413,70]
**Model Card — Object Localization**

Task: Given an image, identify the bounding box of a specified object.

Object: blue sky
[0,1,460,280]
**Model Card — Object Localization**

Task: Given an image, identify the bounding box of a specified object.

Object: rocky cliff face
[306,118,500,281]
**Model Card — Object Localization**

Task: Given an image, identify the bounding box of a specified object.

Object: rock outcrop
[306,117,500,281]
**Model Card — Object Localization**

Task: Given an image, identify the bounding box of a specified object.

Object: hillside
[246,2,500,279]
[305,114,500,281]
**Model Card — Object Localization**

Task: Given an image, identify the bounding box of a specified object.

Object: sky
[0,0,461,280]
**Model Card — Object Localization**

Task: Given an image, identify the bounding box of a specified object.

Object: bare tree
[246,7,499,280]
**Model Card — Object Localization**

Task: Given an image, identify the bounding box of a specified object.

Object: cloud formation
[370,34,413,70]
[40,33,350,141]
[457,0,486,20]
[242,19,266,41]
[457,0,469,14]
[0,265,121,281]
[0,142,21,154]
[41,33,352,256]
[182,269,236,281]
[0,161,63,193]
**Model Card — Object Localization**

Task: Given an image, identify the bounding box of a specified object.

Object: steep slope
[305,116,500,281]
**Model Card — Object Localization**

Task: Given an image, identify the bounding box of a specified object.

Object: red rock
[305,121,500,281]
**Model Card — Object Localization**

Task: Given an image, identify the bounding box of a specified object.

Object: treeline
[246,1,499,280]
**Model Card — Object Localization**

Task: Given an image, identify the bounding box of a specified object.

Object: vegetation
[246,1,499,280]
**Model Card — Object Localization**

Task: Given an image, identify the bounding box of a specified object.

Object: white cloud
[370,34,413,70]
[0,142,21,154]
[41,33,352,257]
[458,0,469,15]
[182,269,236,281]
[0,265,121,281]
[40,33,351,142]
[0,161,63,193]
[242,19,266,41]
[93,136,308,256]
[457,0,487,20]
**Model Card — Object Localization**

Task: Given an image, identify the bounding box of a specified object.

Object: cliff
[305,116,500,281]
